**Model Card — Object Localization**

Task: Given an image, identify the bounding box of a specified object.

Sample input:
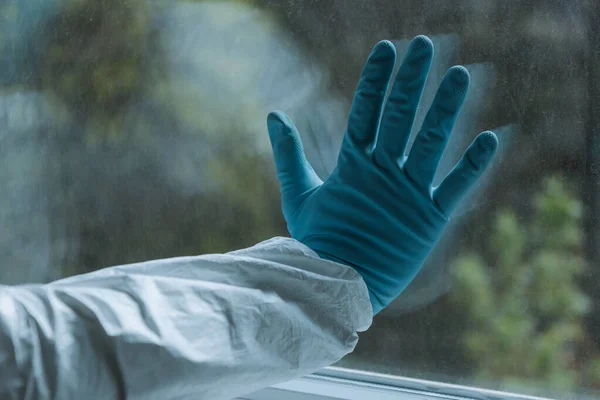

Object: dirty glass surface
[0,0,599,398]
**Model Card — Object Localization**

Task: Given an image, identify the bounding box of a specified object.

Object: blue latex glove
[267,36,498,315]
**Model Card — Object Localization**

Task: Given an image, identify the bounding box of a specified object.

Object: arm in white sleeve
[0,237,373,400]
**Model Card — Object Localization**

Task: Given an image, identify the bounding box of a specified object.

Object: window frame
[239,367,559,400]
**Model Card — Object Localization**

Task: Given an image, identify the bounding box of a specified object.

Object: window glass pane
[1,0,599,398]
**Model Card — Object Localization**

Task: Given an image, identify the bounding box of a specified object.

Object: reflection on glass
[0,0,598,398]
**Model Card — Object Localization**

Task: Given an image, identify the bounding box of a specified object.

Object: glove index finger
[433,131,498,215]
[344,41,396,150]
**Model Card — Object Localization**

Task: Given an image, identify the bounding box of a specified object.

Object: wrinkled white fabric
[0,237,372,400]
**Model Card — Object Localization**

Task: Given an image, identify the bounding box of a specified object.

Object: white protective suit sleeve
[0,237,373,400]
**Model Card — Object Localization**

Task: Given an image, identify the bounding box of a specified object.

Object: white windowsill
[237,367,557,400]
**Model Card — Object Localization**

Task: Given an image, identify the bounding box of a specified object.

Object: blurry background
[0,0,599,398]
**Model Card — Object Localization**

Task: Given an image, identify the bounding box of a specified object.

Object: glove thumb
[267,111,322,223]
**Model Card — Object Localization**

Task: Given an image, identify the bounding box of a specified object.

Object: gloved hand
[267,36,498,315]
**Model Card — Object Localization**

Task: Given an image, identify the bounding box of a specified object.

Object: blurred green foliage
[38,0,159,144]
[451,177,600,392]
[41,0,153,109]
[24,0,286,275]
